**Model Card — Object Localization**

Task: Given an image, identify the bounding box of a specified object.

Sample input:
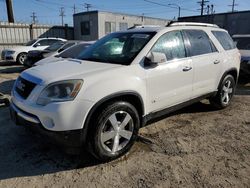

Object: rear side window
[152,30,186,61]
[212,31,236,50]
[184,30,216,56]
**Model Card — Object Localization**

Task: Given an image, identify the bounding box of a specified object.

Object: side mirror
[144,52,167,66]
[34,42,41,47]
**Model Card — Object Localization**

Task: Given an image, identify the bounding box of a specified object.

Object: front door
[146,30,193,113]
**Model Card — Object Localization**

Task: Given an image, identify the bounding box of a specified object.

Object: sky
[0,0,250,26]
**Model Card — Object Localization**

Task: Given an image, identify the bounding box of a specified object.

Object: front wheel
[88,101,140,161]
[209,74,236,109]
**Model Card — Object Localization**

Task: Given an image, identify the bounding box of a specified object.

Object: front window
[25,39,37,46]
[78,32,155,65]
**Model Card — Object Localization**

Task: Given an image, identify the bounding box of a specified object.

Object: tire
[209,74,236,109]
[87,101,140,161]
[17,53,27,65]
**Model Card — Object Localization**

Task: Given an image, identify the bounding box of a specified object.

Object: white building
[73,10,169,41]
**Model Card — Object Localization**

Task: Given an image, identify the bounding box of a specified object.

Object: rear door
[183,29,222,98]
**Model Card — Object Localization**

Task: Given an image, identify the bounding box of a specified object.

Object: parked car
[233,34,250,75]
[24,40,83,67]
[34,41,94,66]
[1,37,66,64]
[10,22,240,161]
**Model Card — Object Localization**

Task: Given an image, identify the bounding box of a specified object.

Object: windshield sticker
[131,34,150,39]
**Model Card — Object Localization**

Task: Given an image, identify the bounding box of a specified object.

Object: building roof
[179,10,250,19]
[73,10,169,21]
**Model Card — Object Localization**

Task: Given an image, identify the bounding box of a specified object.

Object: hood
[4,46,32,52]
[21,59,122,85]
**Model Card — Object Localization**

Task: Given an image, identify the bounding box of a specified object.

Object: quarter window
[152,30,186,61]
[184,30,216,56]
[212,31,236,50]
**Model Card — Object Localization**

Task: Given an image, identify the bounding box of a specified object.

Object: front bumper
[1,51,15,61]
[9,102,84,149]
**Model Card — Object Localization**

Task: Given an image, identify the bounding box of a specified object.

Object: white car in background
[1,37,66,64]
[233,34,250,75]
[35,41,94,66]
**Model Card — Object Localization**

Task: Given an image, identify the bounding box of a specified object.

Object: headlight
[37,79,83,106]
[6,50,15,55]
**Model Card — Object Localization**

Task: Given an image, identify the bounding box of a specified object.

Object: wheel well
[81,93,144,145]
[227,69,238,82]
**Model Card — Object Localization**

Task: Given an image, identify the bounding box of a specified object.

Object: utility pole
[206,5,210,15]
[211,4,214,14]
[84,3,92,12]
[59,7,65,26]
[228,0,238,12]
[73,4,76,14]
[197,0,209,16]
[31,12,37,24]
[5,0,14,23]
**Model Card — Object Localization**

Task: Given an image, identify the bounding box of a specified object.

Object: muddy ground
[0,63,250,187]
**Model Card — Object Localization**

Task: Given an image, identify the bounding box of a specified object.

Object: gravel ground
[0,64,250,188]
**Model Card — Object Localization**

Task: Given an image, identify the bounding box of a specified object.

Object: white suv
[10,22,240,161]
[1,37,66,64]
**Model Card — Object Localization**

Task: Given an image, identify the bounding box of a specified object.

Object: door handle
[214,60,220,64]
[183,66,192,72]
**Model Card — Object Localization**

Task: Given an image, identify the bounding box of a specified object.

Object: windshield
[57,43,92,58]
[25,39,37,46]
[45,41,65,52]
[77,32,155,65]
[234,37,250,50]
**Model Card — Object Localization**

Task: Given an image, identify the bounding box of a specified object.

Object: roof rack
[127,25,161,30]
[169,22,219,28]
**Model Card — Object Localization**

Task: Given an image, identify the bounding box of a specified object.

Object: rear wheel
[17,53,27,65]
[209,74,235,109]
[88,101,140,161]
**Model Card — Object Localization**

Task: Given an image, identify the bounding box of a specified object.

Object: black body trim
[142,92,217,126]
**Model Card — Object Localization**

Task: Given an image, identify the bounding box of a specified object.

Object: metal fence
[0,22,74,55]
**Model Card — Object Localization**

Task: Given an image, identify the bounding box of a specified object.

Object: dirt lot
[0,63,250,188]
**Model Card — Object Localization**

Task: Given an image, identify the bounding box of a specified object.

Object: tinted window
[60,42,76,51]
[233,37,250,50]
[184,30,216,56]
[38,39,61,46]
[58,43,91,58]
[152,30,186,61]
[78,32,155,65]
[25,39,37,46]
[81,21,90,35]
[45,41,65,52]
[212,31,236,50]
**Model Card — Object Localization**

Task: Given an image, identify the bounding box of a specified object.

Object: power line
[144,0,198,13]
[197,0,209,16]
[59,7,65,26]
[228,0,238,12]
